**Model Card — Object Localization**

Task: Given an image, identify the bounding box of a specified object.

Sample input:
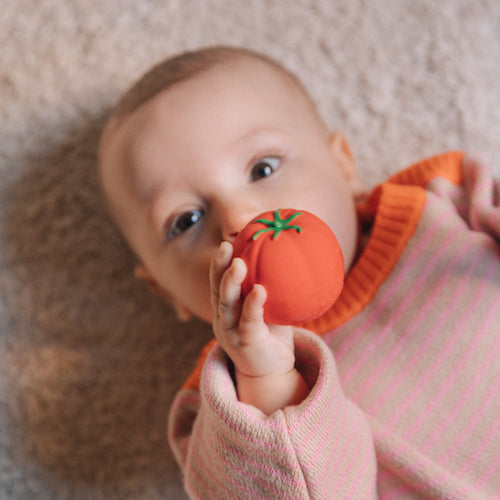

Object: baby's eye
[250,156,281,181]
[168,209,204,240]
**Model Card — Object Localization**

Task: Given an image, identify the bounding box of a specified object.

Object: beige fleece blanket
[1,1,499,498]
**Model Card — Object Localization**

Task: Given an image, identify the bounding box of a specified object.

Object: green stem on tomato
[252,209,304,240]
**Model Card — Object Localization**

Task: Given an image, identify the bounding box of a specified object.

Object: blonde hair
[111,45,316,120]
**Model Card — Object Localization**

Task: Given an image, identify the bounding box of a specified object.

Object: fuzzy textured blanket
[1,1,499,498]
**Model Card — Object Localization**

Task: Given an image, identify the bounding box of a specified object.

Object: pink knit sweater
[169,152,500,499]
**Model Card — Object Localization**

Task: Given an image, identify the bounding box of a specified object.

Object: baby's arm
[210,241,309,415]
[168,324,377,498]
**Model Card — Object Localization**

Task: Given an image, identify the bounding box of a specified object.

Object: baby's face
[99,57,359,323]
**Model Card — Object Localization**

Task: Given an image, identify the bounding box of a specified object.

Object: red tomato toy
[233,208,344,325]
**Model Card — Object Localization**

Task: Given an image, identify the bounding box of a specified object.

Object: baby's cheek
[166,247,217,322]
[190,266,215,323]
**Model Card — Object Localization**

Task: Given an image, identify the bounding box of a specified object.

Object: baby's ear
[134,264,193,322]
[328,132,367,201]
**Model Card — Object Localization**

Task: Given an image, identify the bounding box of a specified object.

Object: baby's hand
[210,242,308,413]
[210,241,296,377]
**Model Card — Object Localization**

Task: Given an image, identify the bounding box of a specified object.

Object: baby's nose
[220,207,256,243]
[222,219,244,243]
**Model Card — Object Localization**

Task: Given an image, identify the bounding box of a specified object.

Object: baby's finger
[239,284,267,332]
[218,258,246,330]
[209,242,233,312]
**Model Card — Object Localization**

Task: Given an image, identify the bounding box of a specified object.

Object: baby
[98,46,500,498]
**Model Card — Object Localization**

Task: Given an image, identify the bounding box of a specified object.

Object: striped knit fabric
[168,152,500,499]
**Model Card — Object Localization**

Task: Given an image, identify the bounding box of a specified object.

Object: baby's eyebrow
[230,126,287,147]
[126,151,172,207]
[125,128,172,204]
[144,187,170,231]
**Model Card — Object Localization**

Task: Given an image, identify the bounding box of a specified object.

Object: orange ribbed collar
[303,150,464,334]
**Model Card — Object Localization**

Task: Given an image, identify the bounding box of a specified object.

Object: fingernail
[220,241,233,256]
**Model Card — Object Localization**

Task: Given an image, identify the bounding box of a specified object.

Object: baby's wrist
[235,367,309,415]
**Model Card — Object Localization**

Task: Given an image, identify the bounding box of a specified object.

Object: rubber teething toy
[233,208,344,325]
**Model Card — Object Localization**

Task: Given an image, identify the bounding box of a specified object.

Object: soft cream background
[1,1,499,498]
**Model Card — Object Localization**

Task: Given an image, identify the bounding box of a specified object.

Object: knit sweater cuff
[180,328,377,498]
[199,328,337,419]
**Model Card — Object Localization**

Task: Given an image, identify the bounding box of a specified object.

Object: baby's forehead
[100,54,321,190]
[123,54,315,127]
[111,55,314,143]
